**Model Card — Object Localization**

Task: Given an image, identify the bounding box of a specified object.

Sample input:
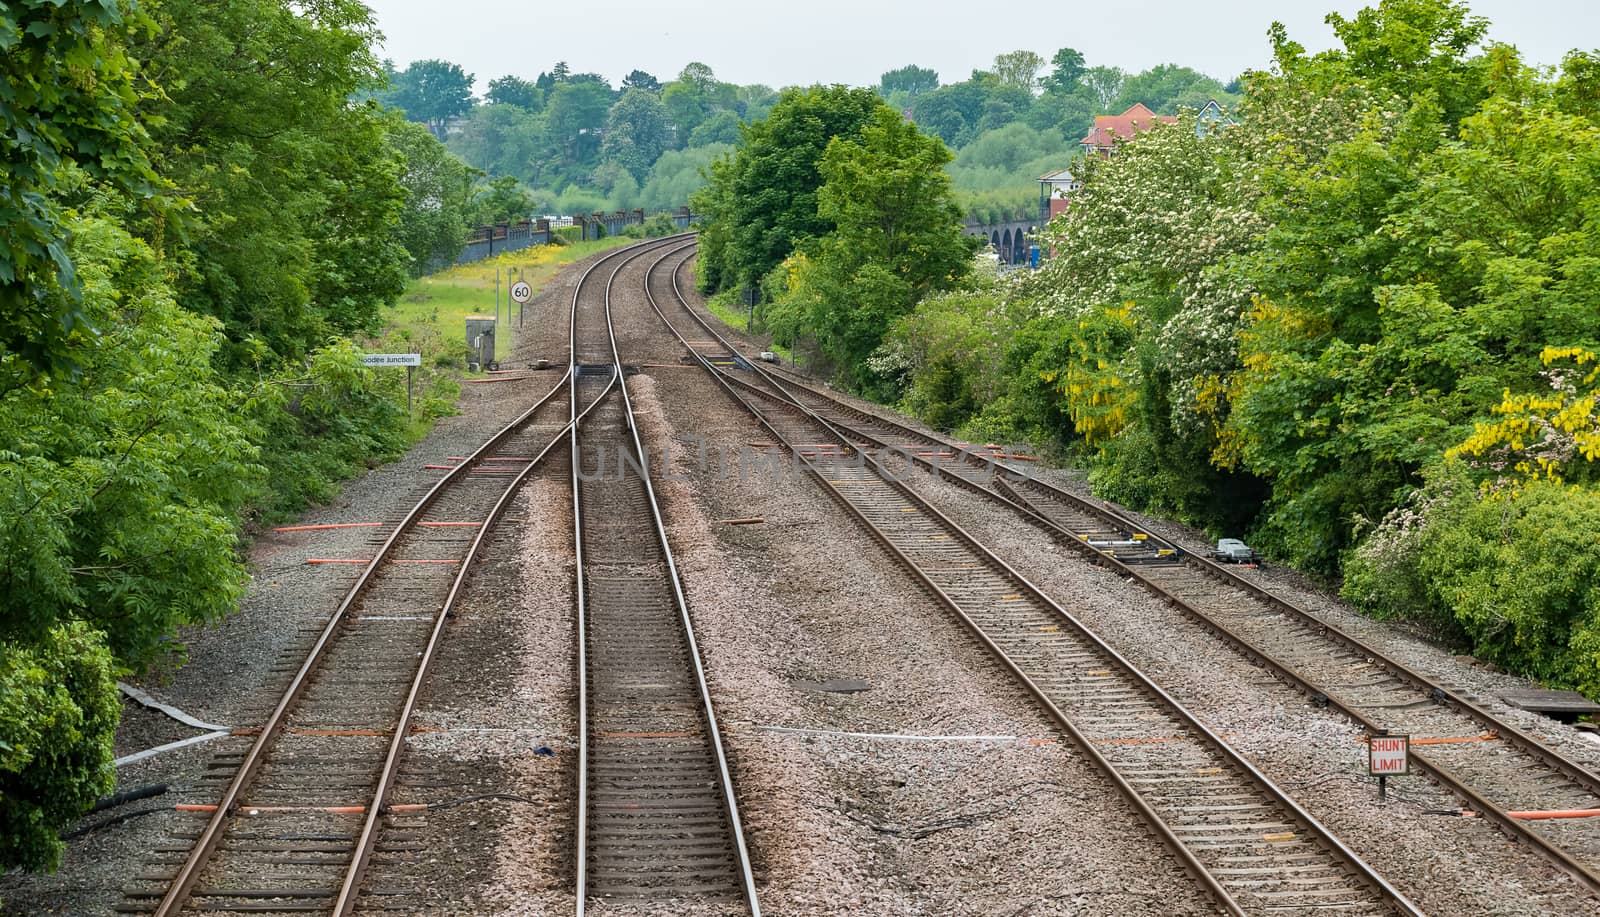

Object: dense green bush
[0,622,119,872]
[0,214,258,663]
[1347,478,1600,696]
[643,213,678,237]
[880,0,1600,696]
[246,340,415,522]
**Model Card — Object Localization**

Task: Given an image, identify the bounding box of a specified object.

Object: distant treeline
[375,51,1237,229]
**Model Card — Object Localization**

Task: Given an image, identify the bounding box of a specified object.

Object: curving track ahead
[568,239,759,913]
[724,281,1600,898]
[121,236,751,916]
[657,241,1600,903]
[640,245,1422,917]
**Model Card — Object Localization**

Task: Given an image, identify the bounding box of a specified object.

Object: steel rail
[731,333,1600,895]
[150,236,678,917]
[759,359,1597,796]
[571,238,759,915]
[663,248,1600,897]
[330,373,617,914]
[642,245,1421,917]
[150,374,569,917]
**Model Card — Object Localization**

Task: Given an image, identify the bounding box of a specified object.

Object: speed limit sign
[509,279,532,304]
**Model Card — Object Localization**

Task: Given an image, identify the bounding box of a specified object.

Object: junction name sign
[361,353,422,413]
[360,353,422,367]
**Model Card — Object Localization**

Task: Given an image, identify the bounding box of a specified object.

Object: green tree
[535,61,569,92]
[0,0,159,380]
[693,85,882,293]
[470,175,535,224]
[547,79,612,164]
[678,61,718,94]
[765,107,978,390]
[386,118,476,274]
[486,75,541,110]
[736,83,780,122]
[880,65,940,99]
[448,103,549,181]
[136,0,410,361]
[912,79,990,147]
[1324,0,1490,127]
[602,88,670,180]
[1081,65,1126,110]
[1113,64,1230,113]
[622,69,661,92]
[1043,47,1086,94]
[1,214,259,660]
[993,50,1046,93]
[688,109,743,146]
[386,58,476,139]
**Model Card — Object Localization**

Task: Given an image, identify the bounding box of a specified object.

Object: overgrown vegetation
[0,0,477,871]
[692,88,977,393]
[881,0,1600,698]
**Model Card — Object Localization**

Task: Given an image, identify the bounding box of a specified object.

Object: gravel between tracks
[0,247,622,917]
[749,352,1600,771]
[867,451,1597,916]
[607,254,1216,915]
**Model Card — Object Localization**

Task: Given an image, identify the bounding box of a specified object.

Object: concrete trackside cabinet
[466,316,497,371]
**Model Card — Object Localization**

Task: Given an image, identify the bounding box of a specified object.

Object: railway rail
[641,246,1421,916]
[120,236,740,916]
[657,244,1600,900]
[569,240,759,913]
[750,313,1600,896]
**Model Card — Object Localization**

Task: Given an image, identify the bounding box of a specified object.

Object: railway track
[748,322,1600,896]
[119,237,691,916]
[642,247,1420,916]
[658,245,1600,899]
[569,240,759,912]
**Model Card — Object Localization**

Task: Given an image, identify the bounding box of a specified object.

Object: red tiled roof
[1080,103,1177,148]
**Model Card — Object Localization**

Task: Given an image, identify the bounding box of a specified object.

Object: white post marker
[1368,731,1409,802]
[361,353,423,415]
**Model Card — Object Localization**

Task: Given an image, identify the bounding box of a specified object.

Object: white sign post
[361,353,423,415]
[1368,731,1409,802]
[510,279,532,329]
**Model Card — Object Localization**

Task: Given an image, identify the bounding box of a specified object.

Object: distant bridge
[964,216,1038,265]
[441,206,695,270]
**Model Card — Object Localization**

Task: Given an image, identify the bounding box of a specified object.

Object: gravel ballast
[13,241,1598,915]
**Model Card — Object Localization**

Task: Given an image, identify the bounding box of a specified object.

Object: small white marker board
[1369,734,1410,776]
[510,280,533,304]
[361,353,422,367]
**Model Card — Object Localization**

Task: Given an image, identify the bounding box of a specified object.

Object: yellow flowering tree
[1448,347,1600,491]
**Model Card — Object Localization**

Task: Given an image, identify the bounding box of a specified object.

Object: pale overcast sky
[363,0,1597,94]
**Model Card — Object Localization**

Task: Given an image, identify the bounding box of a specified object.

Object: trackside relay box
[465,316,496,370]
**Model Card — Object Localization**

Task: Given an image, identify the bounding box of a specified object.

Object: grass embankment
[703,289,755,335]
[387,238,634,362]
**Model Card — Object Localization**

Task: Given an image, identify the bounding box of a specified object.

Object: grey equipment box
[465,316,497,370]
